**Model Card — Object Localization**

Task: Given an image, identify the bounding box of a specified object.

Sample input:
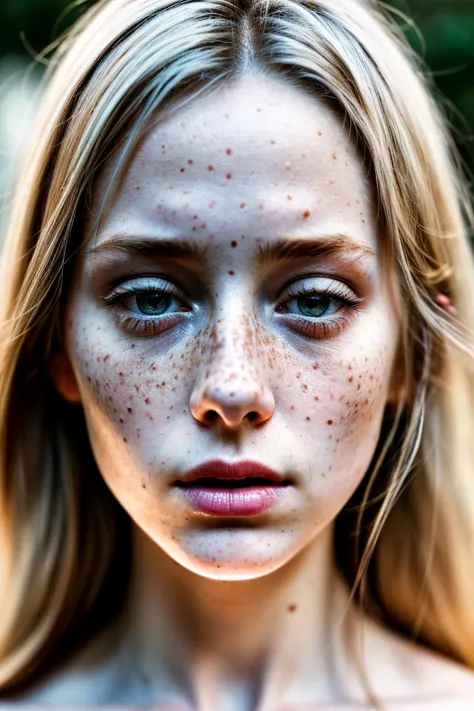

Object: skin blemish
[134,185,140,190]
[231,241,237,248]
[332,152,337,160]
[209,201,217,208]
[327,420,333,426]
[145,398,151,405]
[226,173,232,180]
[302,210,311,219]
[207,165,215,171]
[228,270,235,276]
[180,168,186,173]
[123,438,128,443]
[287,604,298,613]
[127,408,133,415]
[317,131,323,136]
[286,195,292,201]
[258,203,265,210]
[240,202,247,209]
[226,148,233,155]
[187,159,194,165]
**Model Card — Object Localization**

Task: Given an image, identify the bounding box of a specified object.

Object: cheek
[67,315,186,467]
[283,334,395,488]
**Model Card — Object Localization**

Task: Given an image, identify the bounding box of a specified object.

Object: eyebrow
[87,233,375,265]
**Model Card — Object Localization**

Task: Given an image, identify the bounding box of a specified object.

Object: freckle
[290,405,295,410]
[302,210,311,219]
[348,376,353,383]
[131,344,135,349]
[312,363,319,370]
[226,173,232,179]
[228,270,234,276]
[207,165,215,171]
[200,223,206,229]
[180,167,186,173]
[145,398,151,405]
[127,407,133,414]
[286,195,292,201]
[317,131,323,136]
[226,147,233,155]
[306,416,311,421]
[287,603,297,613]
[123,438,127,443]
[314,396,319,401]
[240,202,247,209]
[188,159,194,165]
[231,240,237,247]
[327,419,333,425]
[135,185,140,190]
[142,483,146,489]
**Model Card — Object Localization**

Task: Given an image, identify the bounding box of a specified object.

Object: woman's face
[59,73,400,579]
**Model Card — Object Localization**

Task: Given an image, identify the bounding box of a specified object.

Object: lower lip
[176,483,289,516]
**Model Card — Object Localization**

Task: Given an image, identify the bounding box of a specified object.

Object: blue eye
[134,292,171,316]
[292,294,334,318]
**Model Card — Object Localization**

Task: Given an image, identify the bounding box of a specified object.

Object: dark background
[0,0,473,180]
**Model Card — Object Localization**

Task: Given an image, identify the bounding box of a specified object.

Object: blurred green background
[0,0,473,199]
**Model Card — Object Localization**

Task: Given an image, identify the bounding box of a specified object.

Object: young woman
[0,0,474,708]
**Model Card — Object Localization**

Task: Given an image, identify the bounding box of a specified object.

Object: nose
[189,317,275,429]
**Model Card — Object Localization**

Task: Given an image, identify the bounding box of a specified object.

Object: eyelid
[102,277,183,304]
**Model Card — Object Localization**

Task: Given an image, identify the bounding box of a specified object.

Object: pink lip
[179,484,287,516]
[173,459,291,516]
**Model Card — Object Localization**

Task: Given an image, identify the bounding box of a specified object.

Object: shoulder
[354,616,474,707]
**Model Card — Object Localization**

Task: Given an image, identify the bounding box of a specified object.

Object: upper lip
[176,459,287,484]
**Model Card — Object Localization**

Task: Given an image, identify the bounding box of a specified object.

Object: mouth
[174,477,291,489]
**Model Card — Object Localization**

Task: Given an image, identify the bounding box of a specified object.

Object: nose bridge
[206,310,262,385]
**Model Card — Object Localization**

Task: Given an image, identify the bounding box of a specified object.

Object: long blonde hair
[0,0,473,704]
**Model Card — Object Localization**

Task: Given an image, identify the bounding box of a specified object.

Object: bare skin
[21,72,474,709]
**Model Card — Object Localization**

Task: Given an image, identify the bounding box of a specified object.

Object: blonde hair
[0,0,474,705]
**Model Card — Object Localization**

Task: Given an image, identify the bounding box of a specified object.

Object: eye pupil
[136,293,168,315]
[298,294,330,317]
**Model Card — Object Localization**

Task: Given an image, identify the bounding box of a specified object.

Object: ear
[49,353,82,404]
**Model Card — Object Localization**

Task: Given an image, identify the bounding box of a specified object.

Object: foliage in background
[0,0,473,174]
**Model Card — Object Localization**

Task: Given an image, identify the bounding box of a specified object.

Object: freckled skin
[64,74,399,580]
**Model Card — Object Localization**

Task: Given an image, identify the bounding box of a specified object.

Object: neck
[114,523,362,709]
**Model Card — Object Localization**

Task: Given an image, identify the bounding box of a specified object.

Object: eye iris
[298,294,331,317]
[135,293,169,316]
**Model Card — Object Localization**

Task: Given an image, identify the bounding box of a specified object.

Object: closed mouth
[174,478,291,488]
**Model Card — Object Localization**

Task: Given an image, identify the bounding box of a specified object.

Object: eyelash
[103,278,362,339]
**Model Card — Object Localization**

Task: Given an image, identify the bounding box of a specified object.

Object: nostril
[247,411,259,423]
[204,411,218,424]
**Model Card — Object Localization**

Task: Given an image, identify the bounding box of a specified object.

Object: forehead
[92,73,376,256]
